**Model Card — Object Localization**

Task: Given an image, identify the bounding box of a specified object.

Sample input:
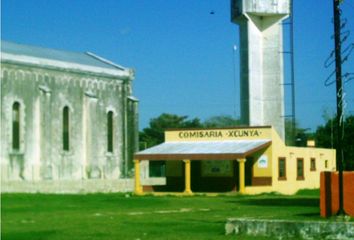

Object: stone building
[0,41,138,192]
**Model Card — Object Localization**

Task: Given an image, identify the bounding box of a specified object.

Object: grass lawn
[1,190,335,240]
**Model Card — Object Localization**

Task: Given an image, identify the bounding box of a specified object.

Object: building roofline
[1,40,134,80]
[128,96,139,102]
[1,52,134,80]
[165,125,273,131]
[85,52,126,71]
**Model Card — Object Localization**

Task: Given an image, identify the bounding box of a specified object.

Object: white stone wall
[1,179,134,193]
[1,62,137,191]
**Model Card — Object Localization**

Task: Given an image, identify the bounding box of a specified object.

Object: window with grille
[107,111,114,153]
[63,106,70,151]
[12,102,20,150]
[278,157,286,180]
[310,158,316,171]
[297,158,304,180]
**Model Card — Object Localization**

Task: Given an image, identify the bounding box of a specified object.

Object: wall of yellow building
[250,147,272,177]
[244,186,274,195]
[247,128,279,179]
[271,146,336,194]
[271,128,335,194]
[245,128,336,195]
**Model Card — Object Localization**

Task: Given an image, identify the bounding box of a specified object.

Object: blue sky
[2,0,353,131]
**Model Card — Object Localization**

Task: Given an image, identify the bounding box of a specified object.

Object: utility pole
[332,0,344,215]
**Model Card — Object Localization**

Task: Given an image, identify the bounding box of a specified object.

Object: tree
[139,113,203,149]
[203,115,241,128]
[284,118,314,146]
[139,114,242,149]
[285,118,297,146]
[315,114,354,170]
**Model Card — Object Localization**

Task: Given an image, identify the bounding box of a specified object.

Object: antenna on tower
[233,44,238,119]
[282,0,296,145]
[289,0,296,145]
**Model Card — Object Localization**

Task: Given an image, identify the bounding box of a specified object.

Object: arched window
[3,70,8,80]
[107,111,114,153]
[12,102,20,150]
[63,106,70,151]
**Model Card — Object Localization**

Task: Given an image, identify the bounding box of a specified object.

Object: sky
[1,0,354,131]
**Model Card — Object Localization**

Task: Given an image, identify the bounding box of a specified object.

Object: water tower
[231,0,290,140]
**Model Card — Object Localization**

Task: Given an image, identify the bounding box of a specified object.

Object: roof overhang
[134,139,271,160]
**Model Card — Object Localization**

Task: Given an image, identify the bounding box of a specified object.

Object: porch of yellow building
[133,139,271,196]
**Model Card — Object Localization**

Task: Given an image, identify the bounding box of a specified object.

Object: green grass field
[1,190,333,240]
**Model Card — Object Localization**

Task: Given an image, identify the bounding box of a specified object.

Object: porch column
[134,159,143,195]
[183,159,192,195]
[237,158,246,194]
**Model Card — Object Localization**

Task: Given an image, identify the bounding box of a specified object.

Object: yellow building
[134,126,336,195]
